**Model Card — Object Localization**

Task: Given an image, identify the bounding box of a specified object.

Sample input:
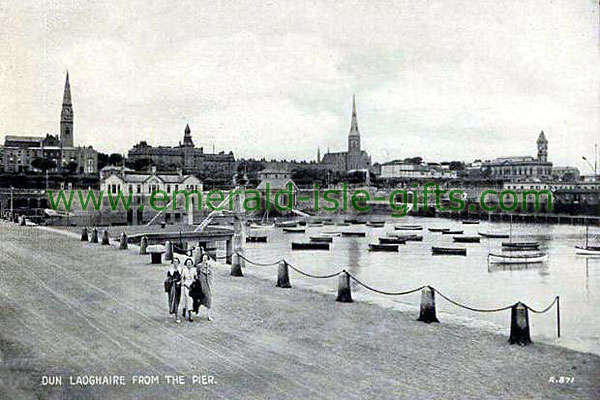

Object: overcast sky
[1,0,598,171]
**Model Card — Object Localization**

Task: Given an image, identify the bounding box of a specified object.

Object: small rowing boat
[322,231,342,237]
[366,221,385,228]
[461,220,480,225]
[283,227,306,233]
[378,237,407,245]
[488,252,548,264]
[428,227,450,233]
[502,241,540,250]
[342,231,367,237]
[291,242,330,250]
[442,230,464,235]
[478,231,510,239]
[310,236,333,243]
[431,246,467,256]
[453,236,480,243]
[574,246,600,256]
[395,224,423,231]
[246,236,267,243]
[369,243,398,252]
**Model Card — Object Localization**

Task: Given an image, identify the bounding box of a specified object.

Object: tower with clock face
[60,72,74,147]
[537,130,548,162]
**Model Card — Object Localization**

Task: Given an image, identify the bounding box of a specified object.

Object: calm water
[234,216,600,355]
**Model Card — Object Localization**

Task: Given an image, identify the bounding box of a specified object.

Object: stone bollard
[90,228,98,243]
[19,215,26,226]
[336,271,353,303]
[139,236,148,255]
[119,232,128,250]
[81,227,89,242]
[230,252,244,277]
[164,240,173,261]
[101,229,110,245]
[276,260,292,288]
[417,286,439,323]
[509,302,532,346]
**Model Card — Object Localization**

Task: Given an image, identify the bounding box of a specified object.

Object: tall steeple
[182,123,194,147]
[537,130,548,162]
[349,93,360,136]
[347,94,361,153]
[60,71,74,147]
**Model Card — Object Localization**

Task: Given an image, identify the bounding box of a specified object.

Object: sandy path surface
[0,221,598,399]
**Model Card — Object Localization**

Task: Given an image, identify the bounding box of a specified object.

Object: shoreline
[1,221,599,398]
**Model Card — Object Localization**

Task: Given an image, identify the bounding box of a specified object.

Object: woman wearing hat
[165,257,183,323]
[181,258,197,322]
[196,253,214,321]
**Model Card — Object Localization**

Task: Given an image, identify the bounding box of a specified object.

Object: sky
[1,0,598,172]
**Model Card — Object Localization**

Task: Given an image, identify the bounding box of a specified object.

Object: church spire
[63,71,72,106]
[182,123,194,147]
[349,93,359,136]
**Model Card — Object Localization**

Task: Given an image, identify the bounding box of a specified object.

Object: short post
[336,271,353,303]
[19,215,25,226]
[90,228,98,243]
[556,296,561,338]
[119,232,128,250]
[139,236,148,255]
[150,251,162,264]
[417,286,439,323]
[164,240,173,261]
[80,227,89,242]
[509,302,532,346]
[276,260,292,288]
[101,229,110,245]
[225,239,233,265]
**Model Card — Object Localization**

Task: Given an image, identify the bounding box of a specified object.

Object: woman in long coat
[196,253,213,321]
[166,257,182,323]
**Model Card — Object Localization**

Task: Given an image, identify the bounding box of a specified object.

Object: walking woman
[165,257,183,323]
[196,253,214,321]
[181,258,197,322]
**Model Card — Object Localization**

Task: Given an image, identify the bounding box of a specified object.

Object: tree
[404,156,423,165]
[31,157,57,173]
[449,161,465,171]
[97,152,109,170]
[108,153,124,166]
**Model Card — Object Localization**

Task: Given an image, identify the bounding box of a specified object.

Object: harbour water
[238,216,600,355]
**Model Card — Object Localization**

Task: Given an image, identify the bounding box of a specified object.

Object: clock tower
[60,72,74,147]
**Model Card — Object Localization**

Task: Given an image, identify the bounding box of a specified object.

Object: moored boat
[342,231,367,237]
[246,235,267,243]
[461,220,480,225]
[387,232,423,241]
[502,241,540,250]
[378,237,407,245]
[283,227,306,233]
[574,246,600,256]
[250,223,275,229]
[488,252,548,264]
[431,246,467,256]
[366,221,385,228]
[442,230,464,235]
[453,236,480,243]
[275,220,298,228]
[428,227,450,233]
[322,231,342,237]
[291,242,330,250]
[478,231,510,239]
[369,243,398,252]
[310,236,333,243]
[395,224,423,231]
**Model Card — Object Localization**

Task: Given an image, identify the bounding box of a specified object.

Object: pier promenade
[0,221,599,399]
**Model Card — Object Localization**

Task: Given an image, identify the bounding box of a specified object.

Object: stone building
[128,124,236,179]
[1,73,98,175]
[482,131,552,181]
[320,95,371,173]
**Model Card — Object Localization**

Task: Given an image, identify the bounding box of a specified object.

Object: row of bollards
[272,265,536,346]
[80,227,125,248]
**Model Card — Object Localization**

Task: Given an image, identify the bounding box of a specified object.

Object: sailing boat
[488,215,547,264]
[575,224,600,255]
[250,200,275,229]
[478,212,509,238]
